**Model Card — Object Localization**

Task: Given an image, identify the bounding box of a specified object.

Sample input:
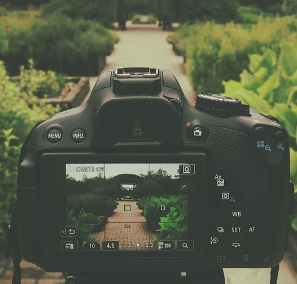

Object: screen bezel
[39,152,209,273]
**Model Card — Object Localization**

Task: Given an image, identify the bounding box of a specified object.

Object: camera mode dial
[195,94,250,118]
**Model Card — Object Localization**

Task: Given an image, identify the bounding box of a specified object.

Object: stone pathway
[91,200,157,251]
[1,20,297,284]
[86,21,196,105]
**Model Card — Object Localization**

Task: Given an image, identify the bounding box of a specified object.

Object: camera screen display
[61,163,197,253]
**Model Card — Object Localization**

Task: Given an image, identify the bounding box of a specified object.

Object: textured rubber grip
[206,126,270,205]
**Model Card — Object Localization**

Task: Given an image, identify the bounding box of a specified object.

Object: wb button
[179,164,195,175]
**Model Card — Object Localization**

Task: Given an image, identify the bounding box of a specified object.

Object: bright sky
[66,163,182,181]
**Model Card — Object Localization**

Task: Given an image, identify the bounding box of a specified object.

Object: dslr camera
[16,67,294,282]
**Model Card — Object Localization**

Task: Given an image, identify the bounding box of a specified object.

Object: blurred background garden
[1,0,297,282]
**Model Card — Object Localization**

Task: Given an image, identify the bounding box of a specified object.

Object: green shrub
[40,0,101,21]
[171,0,240,24]
[170,16,297,94]
[1,14,117,75]
[133,180,162,199]
[0,61,59,242]
[143,195,187,231]
[17,59,66,98]
[158,201,188,240]
[222,40,297,230]
[27,15,115,76]
[67,194,118,217]
[132,14,157,24]
[67,209,95,242]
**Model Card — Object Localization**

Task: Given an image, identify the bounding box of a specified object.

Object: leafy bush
[67,209,95,242]
[17,59,66,98]
[28,16,115,75]
[132,14,157,24]
[133,180,162,199]
[67,194,118,217]
[170,16,297,94]
[142,195,187,231]
[40,0,101,21]
[0,14,117,75]
[170,0,240,24]
[158,201,188,240]
[0,61,59,242]
[222,40,297,230]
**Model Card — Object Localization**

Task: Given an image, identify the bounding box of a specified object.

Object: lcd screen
[61,163,196,253]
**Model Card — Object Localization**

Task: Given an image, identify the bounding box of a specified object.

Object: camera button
[47,128,62,143]
[61,241,78,251]
[192,126,203,138]
[71,128,86,143]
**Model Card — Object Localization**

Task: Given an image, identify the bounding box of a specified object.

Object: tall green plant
[0,60,59,242]
[222,41,297,230]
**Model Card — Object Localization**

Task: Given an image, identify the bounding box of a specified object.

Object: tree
[0,0,50,8]
[282,0,297,15]
[40,0,100,20]
[239,0,282,11]
[171,0,240,24]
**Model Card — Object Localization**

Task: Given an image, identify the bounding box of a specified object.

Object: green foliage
[67,209,96,242]
[158,201,188,240]
[282,0,297,15]
[18,59,66,98]
[222,41,297,230]
[0,60,59,242]
[67,194,118,217]
[142,195,187,231]
[132,14,157,24]
[40,0,100,21]
[224,41,297,143]
[133,180,162,199]
[0,24,7,55]
[179,16,297,94]
[27,15,115,75]
[0,13,117,75]
[170,0,240,24]
[239,0,282,11]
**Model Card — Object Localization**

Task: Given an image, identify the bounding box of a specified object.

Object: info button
[177,241,194,251]
[71,128,86,143]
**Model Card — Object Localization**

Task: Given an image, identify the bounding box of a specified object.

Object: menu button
[47,128,62,143]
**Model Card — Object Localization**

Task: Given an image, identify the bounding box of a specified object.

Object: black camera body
[17,67,292,274]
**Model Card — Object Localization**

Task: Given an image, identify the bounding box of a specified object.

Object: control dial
[195,94,250,118]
